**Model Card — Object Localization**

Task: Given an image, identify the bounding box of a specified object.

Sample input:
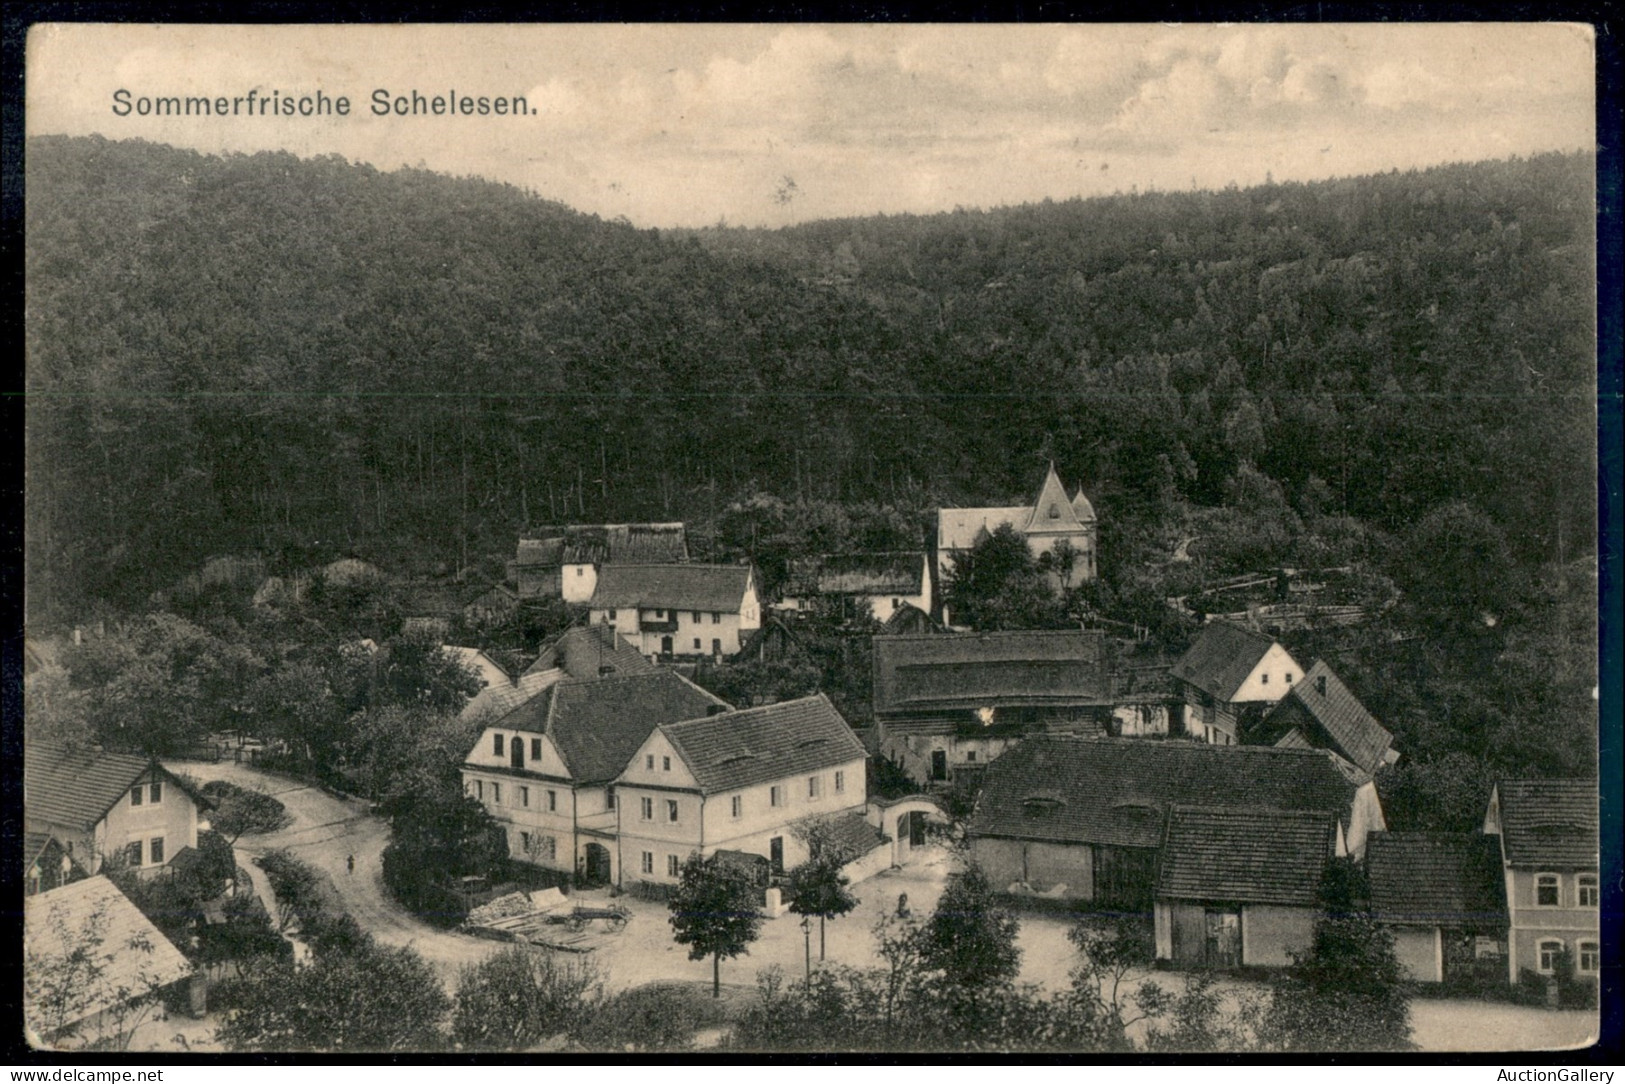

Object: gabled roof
[25,876,194,1031]
[24,831,76,873]
[801,552,926,597]
[1022,463,1085,533]
[1260,660,1393,775]
[1172,621,1280,702]
[460,667,564,723]
[658,694,866,795]
[517,524,689,567]
[486,670,730,784]
[527,624,659,680]
[1157,806,1334,907]
[873,630,1109,713]
[881,603,945,636]
[1491,780,1598,868]
[25,743,211,832]
[967,736,1360,849]
[1367,833,1509,927]
[442,646,511,685]
[588,563,753,612]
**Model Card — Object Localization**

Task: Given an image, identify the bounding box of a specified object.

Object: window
[1579,874,1599,908]
[1538,939,1564,973]
[646,755,655,770]
[606,789,616,810]
[609,608,617,620]
[127,841,143,867]
[531,738,543,761]
[666,800,679,823]
[520,786,530,808]
[576,567,584,576]
[808,775,821,799]
[149,837,164,864]
[1285,672,1294,685]
[521,831,533,852]
[662,756,671,772]
[475,780,484,800]
[731,795,742,818]
[654,609,664,618]
[493,733,505,757]
[712,639,722,655]
[966,751,977,763]
[149,781,163,804]
[130,786,143,808]
[711,612,720,624]
[547,790,557,812]
[834,770,845,793]
[641,851,654,875]
[770,785,783,808]
[1261,673,1269,685]
[1536,873,1561,907]
[693,638,702,650]
[692,611,702,623]
[667,854,680,877]
[641,797,654,821]
[492,783,502,805]
[1578,941,1599,973]
[539,836,557,861]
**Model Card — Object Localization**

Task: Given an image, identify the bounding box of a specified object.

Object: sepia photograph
[17,21,1606,1057]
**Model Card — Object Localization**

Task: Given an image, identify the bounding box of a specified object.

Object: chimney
[73,627,82,645]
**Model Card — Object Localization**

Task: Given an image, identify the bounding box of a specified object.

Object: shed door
[1170,905,1207,965]
[1204,909,1241,969]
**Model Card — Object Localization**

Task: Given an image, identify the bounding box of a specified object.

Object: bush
[1513,967,1552,1006]
[201,780,291,838]
[572,983,720,1052]
[452,947,603,1051]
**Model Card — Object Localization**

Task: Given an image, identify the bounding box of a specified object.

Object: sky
[26,23,1597,228]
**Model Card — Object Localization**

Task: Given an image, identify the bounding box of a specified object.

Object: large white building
[588,563,760,660]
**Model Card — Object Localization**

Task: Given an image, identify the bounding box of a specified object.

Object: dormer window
[1048,505,1060,519]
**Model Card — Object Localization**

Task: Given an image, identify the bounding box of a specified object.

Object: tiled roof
[515,538,566,566]
[25,876,194,1030]
[487,671,729,784]
[1157,806,1335,907]
[1492,779,1598,868]
[1260,661,1393,775]
[588,563,753,612]
[1171,621,1278,702]
[26,744,209,833]
[822,811,888,864]
[518,524,688,568]
[528,624,659,680]
[1366,833,1508,927]
[660,694,867,795]
[1071,488,1097,523]
[881,603,944,635]
[1275,728,1313,750]
[936,506,1029,556]
[802,552,926,596]
[873,630,1109,713]
[967,736,1360,849]
[460,667,563,723]
[25,831,62,870]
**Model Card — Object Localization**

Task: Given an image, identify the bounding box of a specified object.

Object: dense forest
[26,136,1594,622]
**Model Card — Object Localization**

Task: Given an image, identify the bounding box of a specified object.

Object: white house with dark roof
[24,744,212,876]
[614,693,869,888]
[1482,779,1599,985]
[462,670,730,885]
[935,463,1097,624]
[1170,621,1303,745]
[588,563,760,660]
[1366,832,1509,984]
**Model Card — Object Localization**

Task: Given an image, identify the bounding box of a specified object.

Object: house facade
[936,463,1097,624]
[1170,621,1303,745]
[966,737,1383,913]
[461,670,730,885]
[1482,780,1599,985]
[1366,832,1509,984]
[1154,807,1335,969]
[873,629,1112,787]
[615,694,868,890]
[588,563,760,660]
[25,744,210,876]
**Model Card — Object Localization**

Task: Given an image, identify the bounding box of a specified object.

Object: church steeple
[1023,462,1083,533]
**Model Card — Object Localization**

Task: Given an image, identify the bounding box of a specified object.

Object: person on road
[347,854,355,875]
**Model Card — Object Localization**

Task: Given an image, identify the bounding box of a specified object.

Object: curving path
[165,758,504,981]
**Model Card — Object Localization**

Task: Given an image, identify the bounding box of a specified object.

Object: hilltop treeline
[26,135,1594,618]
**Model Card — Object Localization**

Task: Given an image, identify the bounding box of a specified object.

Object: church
[935,463,1097,623]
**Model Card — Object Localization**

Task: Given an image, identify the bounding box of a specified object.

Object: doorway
[769,836,784,876]
[583,843,611,886]
[1203,909,1242,969]
[909,811,927,847]
[930,750,947,782]
[661,636,673,655]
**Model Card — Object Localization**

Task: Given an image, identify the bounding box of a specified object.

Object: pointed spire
[1024,462,1082,532]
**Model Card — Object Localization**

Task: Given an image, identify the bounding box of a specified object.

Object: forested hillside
[26,135,1594,623]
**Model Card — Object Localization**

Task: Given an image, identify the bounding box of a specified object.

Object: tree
[213,941,450,1051]
[917,864,1021,993]
[786,855,858,961]
[371,628,484,713]
[942,524,1068,630]
[451,946,602,1051]
[668,852,765,997]
[381,791,508,926]
[1259,909,1413,1052]
[200,780,291,844]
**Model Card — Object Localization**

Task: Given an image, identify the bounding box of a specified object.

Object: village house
[510,523,689,603]
[780,552,933,624]
[25,744,212,876]
[527,622,661,680]
[25,830,87,897]
[1482,779,1599,986]
[966,736,1385,916]
[442,645,512,692]
[1366,832,1509,985]
[1170,621,1304,745]
[936,463,1097,623]
[1154,806,1337,969]
[25,874,200,1047]
[1248,659,1398,775]
[588,563,761,660]
[615,693,869,888]
[873,629,1112,787]
[462,670,731,885]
